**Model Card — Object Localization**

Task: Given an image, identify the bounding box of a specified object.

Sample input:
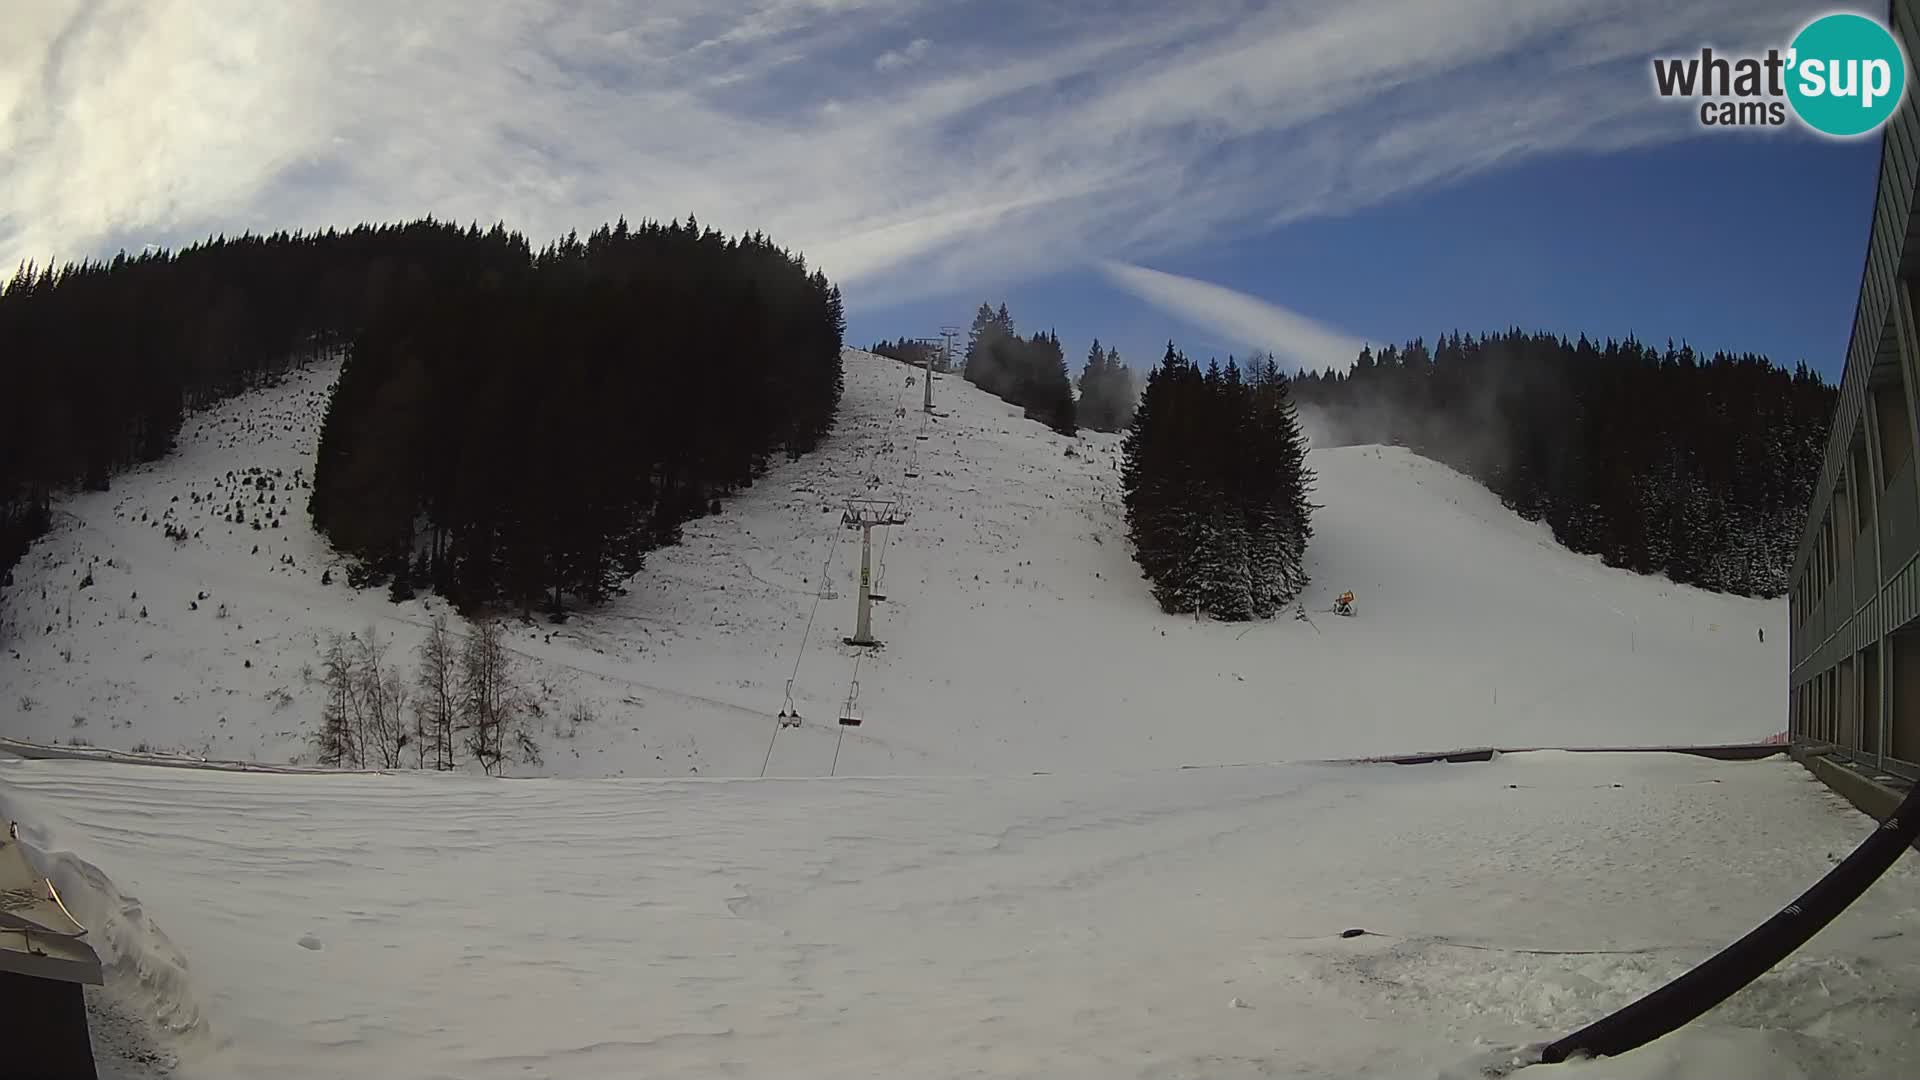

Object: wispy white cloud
[1,0,1817,306]
[874,37,931,72]
[1097,261,1366,373]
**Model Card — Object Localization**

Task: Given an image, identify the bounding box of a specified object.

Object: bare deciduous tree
[356,627,410,769]
[316,633,360,767]
[416,614,459,770]
[461,618,534,775]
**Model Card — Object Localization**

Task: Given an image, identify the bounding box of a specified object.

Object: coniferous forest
[1290,331,1834,598]
[962,303,1078,435]
[869,337,954,372]
[0,217,846,616]
[311,219,845,616]
[1123,345,1315,620]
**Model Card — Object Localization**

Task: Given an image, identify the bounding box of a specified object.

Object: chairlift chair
[777,679,802,726]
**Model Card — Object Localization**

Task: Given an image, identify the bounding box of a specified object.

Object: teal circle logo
[1786,13,1907,137]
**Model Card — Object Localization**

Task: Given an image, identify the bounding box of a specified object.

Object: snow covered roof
[0,822,102,986]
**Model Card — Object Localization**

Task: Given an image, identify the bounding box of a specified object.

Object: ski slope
[0,349,1785,778]
[3,751,1915,1079]
[0,349,1907,1079]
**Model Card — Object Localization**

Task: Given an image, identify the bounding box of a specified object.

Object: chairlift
[777,679,802,726]
[839,680,863,726]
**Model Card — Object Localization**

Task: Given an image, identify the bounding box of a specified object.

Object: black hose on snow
[1540,776,1920,1064]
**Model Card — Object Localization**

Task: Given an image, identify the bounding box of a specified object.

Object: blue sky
[1,0,1890,382]
[856,133,1880,380]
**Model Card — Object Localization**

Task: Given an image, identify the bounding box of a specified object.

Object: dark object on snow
[1340,928,1368,939]
[1758,627,1765,643]
[1540,780,1920,1064]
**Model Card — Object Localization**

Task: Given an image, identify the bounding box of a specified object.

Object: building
[1789,0,1920,795]
[1,821,104,1079]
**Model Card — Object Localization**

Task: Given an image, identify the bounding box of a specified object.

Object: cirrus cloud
[2,0,1817,308]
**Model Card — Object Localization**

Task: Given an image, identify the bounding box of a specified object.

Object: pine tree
[1106,346,1136,430]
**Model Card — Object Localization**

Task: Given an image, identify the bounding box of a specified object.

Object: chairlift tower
[936,326,959,411]
[908,335,941,413]
[842,497,908,646]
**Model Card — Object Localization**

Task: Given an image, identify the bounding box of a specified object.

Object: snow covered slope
[0,349,1786,777]
[3,751,1914,1079]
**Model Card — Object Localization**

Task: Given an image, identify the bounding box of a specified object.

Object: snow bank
[0,784,209,1058]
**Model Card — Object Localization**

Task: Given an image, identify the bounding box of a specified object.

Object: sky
[0,0,1888,381]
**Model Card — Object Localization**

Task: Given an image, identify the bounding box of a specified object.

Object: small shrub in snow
[563,699,595,738]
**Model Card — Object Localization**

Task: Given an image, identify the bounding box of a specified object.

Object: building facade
[1789,0,1920,781]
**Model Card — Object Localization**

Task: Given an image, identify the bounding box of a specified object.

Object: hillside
[3,348,1902,1080]
[0,349,1785,777]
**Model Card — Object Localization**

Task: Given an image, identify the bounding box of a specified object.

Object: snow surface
[2,751,1915,1079]
[0,348,1906,1078]
[0,349,1787,777]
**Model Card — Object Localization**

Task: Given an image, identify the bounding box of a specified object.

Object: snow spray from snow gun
[1528,778,1920,1067]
